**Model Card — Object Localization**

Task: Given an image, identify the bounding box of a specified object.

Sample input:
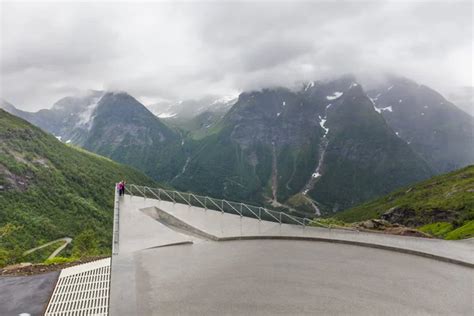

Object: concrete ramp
[130,196,473,267]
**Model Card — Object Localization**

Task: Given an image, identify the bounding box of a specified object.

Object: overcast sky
[0,0,472,111]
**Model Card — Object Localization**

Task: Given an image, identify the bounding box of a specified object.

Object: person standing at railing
[117,181,126,197]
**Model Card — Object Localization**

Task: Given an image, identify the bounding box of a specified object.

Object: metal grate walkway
[44,258,111,316]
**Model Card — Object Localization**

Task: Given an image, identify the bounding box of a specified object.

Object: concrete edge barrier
[142,241,194,251]
[139,207,473,268]
[217,236,474,268]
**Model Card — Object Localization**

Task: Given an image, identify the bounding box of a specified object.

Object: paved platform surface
[122,195,474,266]
[131,240,472,316]
[0,271,59,316]
[109,194,474,315]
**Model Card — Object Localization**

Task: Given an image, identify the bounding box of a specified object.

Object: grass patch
[310,218,348,228]
[419,222,453,238]
[446,220,474,240]
[44,256,77,265]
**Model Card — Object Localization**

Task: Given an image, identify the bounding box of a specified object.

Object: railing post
[173,191,176,204]
[258,208,261,221]
[279,212,282,225]
[204,197,207,209]
[240,203,243,218]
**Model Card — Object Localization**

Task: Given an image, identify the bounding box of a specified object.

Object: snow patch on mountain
[157,112,177,118]
[77,94,104,129]
[211,94,239,106]
[318,115,329,136]
[373,105,393,114]
[304,81,315,91]
[369,96,393,114]
[326,92,343,100]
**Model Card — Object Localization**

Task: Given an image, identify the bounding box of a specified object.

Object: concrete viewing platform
[109,194,474,315]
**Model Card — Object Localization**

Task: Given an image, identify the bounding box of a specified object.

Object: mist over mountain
[2,2,471,111]
[147,94,238,121]
[446,86,474,116]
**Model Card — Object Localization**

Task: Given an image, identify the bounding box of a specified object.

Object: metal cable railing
[124,184,333,229]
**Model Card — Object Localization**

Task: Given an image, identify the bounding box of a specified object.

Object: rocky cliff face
[173,76,434,214]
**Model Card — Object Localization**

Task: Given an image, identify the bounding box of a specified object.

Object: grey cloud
[0,0,471,111]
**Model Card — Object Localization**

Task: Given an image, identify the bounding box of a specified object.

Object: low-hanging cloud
[0,0,472,111]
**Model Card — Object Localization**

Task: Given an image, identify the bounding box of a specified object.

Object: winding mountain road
[23,237,72,259]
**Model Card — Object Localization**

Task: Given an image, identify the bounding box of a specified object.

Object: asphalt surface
[129,240,472,316]
[0,271,59,316]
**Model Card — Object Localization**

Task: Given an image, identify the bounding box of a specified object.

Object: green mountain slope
[334,165,474,239]
[0,110,155,266]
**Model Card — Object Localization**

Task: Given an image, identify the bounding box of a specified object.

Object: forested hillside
[0,110,155,266]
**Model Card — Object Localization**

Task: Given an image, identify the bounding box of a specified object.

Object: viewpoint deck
[109,194,474,315]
